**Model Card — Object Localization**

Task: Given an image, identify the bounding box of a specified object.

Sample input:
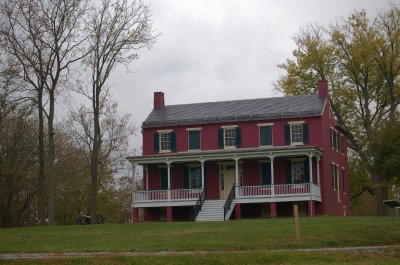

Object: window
[342,167,346,192]
[184,166,202,189]
[160,132,171,151]
[259,125,273,146]
[189,167,201,189]
[285,123,308,145]
[292,162,305,184]
[331,164,339,191]
[154,131,176,153]
[218,127,241,149]
[188,130,200,150]
[224,128,236,147]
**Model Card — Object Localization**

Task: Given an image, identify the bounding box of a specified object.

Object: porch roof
[127,146,323,165]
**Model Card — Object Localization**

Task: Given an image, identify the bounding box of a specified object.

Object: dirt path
[1,245,399,260]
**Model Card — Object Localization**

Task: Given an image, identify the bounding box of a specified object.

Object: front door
[220,165,236,199]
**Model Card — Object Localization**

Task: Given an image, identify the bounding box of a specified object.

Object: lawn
[0,216,400,264]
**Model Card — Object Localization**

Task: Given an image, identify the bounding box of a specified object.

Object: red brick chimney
[318,79,329,97]
[153,92,165,110]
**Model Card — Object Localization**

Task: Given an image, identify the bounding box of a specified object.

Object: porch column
[234,157,240,197]
[166,206,173,222]
[270,155,275,196]
[308,200,314,217]
[200,160,205,189]
[316,157,320,185]
[235,204,241,219]
[308,153,313,184]
[131,162,136,209]
[270,202,277,218]
[145,165,149,190]
[133,208,139,224]
[167,162,171,201]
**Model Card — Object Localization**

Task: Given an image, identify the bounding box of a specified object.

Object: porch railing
[194,188,206,220]
[134,188,202,202]
[238,183,320,198]
[223,183,236,221]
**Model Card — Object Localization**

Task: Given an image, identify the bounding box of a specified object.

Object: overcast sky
[107,0,391,152]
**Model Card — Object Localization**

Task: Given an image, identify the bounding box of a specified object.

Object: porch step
[195,200,235,222]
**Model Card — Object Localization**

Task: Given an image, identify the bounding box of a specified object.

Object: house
[127,79,348,222]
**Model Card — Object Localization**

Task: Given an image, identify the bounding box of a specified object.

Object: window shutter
[304,159,310,183]
[333,131,337,150]
[170,131,176,151]
[286,160,292,184]
[154,132,159,153]
[260,126,272,146]
[183,166,189,189]
[218,128,224,149]
[189,130,200,150]
[303,123,309,144]
[284,125,290,145]
[160,168,168,190]
[261,163,271,185]
[236,127,242,147]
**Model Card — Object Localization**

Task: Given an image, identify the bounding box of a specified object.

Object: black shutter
[154,132,159,153]
[260,126,272,146]
[285,125,291,145]
[218,128,224,149]
[304,159,310,183]
[261,163,271,185]
[303,123,309,144]
[160,168,168,190]
[236,127,242,147]
[183,166,189,189]
[189,130,200,150]
[286,160,292,184]
[170,131,176,151]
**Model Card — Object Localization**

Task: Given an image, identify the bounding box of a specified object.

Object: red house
[127,80,348,222]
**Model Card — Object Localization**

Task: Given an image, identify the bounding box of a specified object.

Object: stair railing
[223,183,236,221]
[194,188,206,220]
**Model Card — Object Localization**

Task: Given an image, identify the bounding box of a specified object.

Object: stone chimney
[318,79,329,97]
[153,92,165,109]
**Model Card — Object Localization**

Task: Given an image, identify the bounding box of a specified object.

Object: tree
[274,7,400,215]
[0,0,91,225]
[82,0,155,224]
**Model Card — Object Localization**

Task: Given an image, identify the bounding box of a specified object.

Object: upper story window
[330,128,344,153]
[187,128,201,150]
[258,124,273,146]
[331,163,339,191]
[285,122,309,145]
[218,126,241,149]
[154,130,176,153]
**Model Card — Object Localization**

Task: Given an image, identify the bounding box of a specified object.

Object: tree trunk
[371,172,389,216]
[47,91,55,226]
[90,88,101,225]
[37,89,46,226]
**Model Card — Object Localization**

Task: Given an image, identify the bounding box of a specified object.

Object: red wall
[143,116,323,155]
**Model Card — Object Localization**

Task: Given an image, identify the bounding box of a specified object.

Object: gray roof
[143,95,326,128]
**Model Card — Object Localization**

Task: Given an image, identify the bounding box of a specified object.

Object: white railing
[238,184,321,198]
[134,188,202,203]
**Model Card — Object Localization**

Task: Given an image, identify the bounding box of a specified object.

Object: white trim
[257,123,274,126]
[221,125,238,128]
[288,120,305,125]
[186,127,202,131]
[157,129,173,133]
[159,150,171,154]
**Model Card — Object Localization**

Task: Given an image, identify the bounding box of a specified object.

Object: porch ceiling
[127,146,323,165]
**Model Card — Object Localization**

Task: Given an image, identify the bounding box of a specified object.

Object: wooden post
[294,204,301,240]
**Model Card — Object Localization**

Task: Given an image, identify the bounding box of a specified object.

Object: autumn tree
[274,7,400,215]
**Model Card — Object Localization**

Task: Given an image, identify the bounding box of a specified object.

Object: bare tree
[82,0,156,224]
[0,0,91,225]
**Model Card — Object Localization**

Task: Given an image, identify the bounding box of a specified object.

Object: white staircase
[195,199,235,222]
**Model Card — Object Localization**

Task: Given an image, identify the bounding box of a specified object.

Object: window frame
[189,166,202,189]
[258,123,273,147]
[187,128,201,151]
[290,123,304,145]
[159,131,172,152]
[223,127,237,149]
[292,161,305,184]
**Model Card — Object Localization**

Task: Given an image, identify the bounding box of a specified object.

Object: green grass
[0,216,399,254]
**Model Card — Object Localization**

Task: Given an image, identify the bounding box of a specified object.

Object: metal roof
[143,95,326,128]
